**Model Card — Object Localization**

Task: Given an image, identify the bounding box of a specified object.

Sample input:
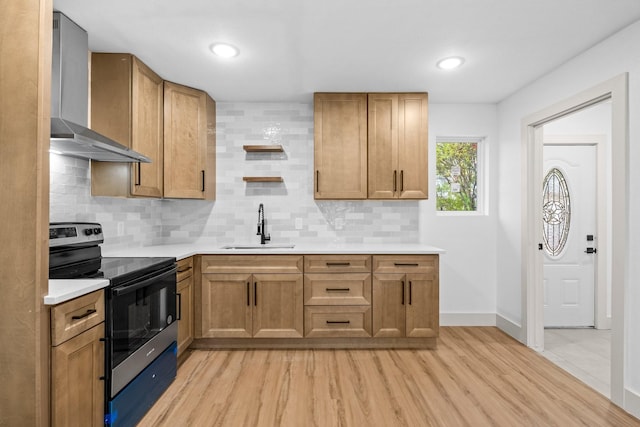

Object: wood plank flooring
[139,327,640,426]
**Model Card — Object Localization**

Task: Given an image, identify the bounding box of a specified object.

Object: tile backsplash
[50,102,420,250]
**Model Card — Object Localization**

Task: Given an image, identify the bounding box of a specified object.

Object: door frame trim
[521,73,628,405]
[543,135,609,329]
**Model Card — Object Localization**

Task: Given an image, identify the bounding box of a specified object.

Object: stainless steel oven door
[108,265,176,397]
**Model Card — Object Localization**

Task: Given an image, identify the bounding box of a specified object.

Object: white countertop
[47,242,444,304]
[45,279,110,305]
[101,242,446,260]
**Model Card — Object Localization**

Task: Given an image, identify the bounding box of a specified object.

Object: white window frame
[435,136,486,216]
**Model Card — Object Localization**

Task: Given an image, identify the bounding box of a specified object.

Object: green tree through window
[436,141,478,211]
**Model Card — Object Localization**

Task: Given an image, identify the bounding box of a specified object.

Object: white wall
[421,104,499,323]
[496,19,640,415]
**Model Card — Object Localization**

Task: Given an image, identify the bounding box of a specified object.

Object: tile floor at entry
[542,328,611,398]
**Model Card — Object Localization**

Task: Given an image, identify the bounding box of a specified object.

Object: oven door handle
[112,267,177,297]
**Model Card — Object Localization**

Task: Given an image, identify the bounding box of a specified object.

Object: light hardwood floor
[139,327,640,426]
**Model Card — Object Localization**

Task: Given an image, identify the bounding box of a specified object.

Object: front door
[543,144,596,327]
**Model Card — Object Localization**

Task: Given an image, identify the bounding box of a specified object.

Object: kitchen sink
[221,244,295,250]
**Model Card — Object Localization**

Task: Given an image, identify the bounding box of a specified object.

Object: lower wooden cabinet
[51,291,105,427]
[177,257,194,357]
[372,256,439,338]
[200,272,303,338]
[196,254,438,347]
[304,306,371,337]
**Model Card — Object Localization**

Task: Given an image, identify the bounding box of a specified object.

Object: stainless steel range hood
[50,12,150,163]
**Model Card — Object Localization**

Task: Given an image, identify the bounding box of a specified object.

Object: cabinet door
[177,276,194,356]
[130,56,164,197]
[201,274,252,338]
[253,274,303,338]
[397,93,428,199]
[372,273,406,337]
[368,93,398,199]
[405,273,439,337]
[163,81,207,199]
[52,323,104,427]
[314,93,368,199]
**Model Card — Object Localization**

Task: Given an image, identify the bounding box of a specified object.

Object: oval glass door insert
[542,167,571,257]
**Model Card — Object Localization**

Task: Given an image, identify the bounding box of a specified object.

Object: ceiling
[53,0,640,103]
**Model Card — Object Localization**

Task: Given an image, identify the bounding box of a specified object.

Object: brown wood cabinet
[314,93,368,199]
[314,92,428,200]
[372,255,439,338]
[303,255,372,337]
[368,93,428,199]
[90,55,216,200]
[194,253,438,349]
[177,257,194,357]
[91,53,164,198]
[199,256,304,339]
[163,81,216,200]
[51,291,105,427]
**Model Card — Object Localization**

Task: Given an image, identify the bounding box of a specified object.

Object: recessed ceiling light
[210,43,239,58]
[437,56,465,70]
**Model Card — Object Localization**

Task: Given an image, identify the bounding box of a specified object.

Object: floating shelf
[242,176,283,182]
[243,145,284,152]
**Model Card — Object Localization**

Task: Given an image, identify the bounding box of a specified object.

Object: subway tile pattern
[49,102,420,250]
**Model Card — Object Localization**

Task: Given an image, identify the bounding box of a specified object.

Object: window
[542,167,571,256]
[435,137,483,212]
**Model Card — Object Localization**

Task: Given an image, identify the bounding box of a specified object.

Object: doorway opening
[520,74,628,405]
[540,106,611,396]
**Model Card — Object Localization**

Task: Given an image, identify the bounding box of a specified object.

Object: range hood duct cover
[50,12,150,163]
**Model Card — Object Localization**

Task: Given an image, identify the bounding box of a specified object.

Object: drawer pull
[177,293,182,320]
[401,281,405,305]
[177,266,193,273]
[326,262,351,267]
[326,320,350,325]
[247,282,250,306]
[325,288,350,292]
[71,309,97,320]
[409,281,412,305]
[394,263,419,267]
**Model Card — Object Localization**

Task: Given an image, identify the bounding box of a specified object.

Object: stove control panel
[49,222,104,247]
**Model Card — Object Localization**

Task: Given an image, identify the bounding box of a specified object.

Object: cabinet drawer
[304,255,371,273]
[177,257,194,282]
[304,306,371,338]
[51,290,105,346]
[201,255,303,274]
[372,255,438,275]
[304,273,371,305]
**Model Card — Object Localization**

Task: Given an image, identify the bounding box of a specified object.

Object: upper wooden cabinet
[164,81,216,200]
[314,93,368,199]
[90,54,216,199]
[314,92,428,200]
[368,93,428,199]
[91,53,164,198]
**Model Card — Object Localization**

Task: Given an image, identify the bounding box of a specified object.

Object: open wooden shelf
[243,145,284,152]
[242,176,284,183]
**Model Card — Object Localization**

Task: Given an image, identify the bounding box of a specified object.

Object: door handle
[584,248,597,254]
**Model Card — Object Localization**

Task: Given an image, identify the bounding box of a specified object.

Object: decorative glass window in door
[542,168,571,256]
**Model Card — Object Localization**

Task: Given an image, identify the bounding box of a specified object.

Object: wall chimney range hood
[50,12,150,163]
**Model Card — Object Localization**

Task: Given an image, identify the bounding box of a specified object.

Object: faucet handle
[264,233,271,243]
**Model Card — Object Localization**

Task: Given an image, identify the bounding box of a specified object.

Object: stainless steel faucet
[257,203,271,245]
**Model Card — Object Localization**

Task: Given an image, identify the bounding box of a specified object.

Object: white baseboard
[624,388,640,419]
[440,313,496,326]
[496,314,523,343]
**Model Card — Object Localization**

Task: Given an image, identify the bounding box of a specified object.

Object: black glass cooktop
[50,256,176,286]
